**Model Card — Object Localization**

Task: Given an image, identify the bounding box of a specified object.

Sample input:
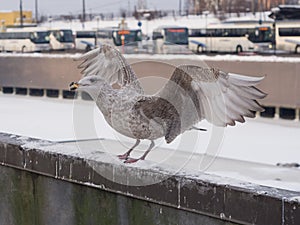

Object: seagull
[70,44,266,163]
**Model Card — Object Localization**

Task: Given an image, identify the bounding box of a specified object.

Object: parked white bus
[49,29,75,50]
[75,30,97,51]
[152,26,190,54]
[275,21,300,54]
[96,27,142,53]
[189,23,273,54]
[0,29,50,52]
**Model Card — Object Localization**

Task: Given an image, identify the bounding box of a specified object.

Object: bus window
[279,27,300,36]
[61,30,74,42]
[50,29,74,50]
[164,28,188,45]
[76,31,96,38]
[96,27,142,53]
[152,26,190,54]
[53,30,73,43]
[112,30,141,46]
[189,29,206,37]
[31,31,50,44]
[248,27,272,43]
[152,32,163,40]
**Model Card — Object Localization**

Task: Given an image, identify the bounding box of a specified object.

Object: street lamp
[82,0,86,29]
[20,0,23,27]
[35,0,38,24]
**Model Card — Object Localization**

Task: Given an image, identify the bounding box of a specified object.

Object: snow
[125,53,300,63]
[223,11,274,23]
[278,4,300,9]
[1,94,300,191]
[0,52,81,59]
[1,94,300,166]
[1,51,300,63]
[20,136,300,192]
[18,134,300,191]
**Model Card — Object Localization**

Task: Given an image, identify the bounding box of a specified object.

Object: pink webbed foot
[117,153,129,160]
[124,157,144,164]
[117,140,141,161]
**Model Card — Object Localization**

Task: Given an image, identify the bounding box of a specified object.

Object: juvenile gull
[70,44,266,163]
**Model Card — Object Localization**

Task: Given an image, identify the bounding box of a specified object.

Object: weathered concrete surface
[0,54,300,108]
[1,166,237,225]
[0,132,300,225]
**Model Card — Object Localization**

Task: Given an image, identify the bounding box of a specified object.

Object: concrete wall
[1,166,232,225]
[0,132,300,225]
[0,54,300,108]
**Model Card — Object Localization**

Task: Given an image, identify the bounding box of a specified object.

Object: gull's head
[69,75,106,91]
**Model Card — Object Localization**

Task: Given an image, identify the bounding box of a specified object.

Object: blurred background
[0,0,299,54]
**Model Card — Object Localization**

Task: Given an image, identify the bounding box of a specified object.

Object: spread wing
[157,65,266,133]
[75,44,143,93]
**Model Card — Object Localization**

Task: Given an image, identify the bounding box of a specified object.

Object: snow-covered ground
[1,51,300,63]
[2,94,300,191]
[1,94,300,167]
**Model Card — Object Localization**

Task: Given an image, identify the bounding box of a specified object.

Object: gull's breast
[106,105,165,140]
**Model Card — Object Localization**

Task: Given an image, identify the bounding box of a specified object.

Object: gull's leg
[124,140,155,163]
[118,139,140,160]
[139,140,155,160]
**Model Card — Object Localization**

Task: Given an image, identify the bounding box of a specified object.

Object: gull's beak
[69,82,79,91]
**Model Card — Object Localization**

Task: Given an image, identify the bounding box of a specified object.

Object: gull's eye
[89,78,96,83]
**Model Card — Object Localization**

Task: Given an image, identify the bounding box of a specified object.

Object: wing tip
[228,73,266,87]
[73,47,102,62]
[260,91,268,99]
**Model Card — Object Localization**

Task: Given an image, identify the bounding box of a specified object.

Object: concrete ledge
[0,132,300,225]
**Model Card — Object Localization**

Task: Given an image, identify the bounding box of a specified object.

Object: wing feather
[157,65,266,134]
[75,44,143,93]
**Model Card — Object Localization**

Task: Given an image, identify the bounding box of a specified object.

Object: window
[189,29,206,37]
[279,27,300,36]
[163,28,188,45]
[32,31,50,44]
[113,30,141,46]
[76,31,96,38]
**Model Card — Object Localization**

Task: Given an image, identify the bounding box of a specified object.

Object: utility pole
[179,0,182,16]
[20,0,23,27]
[128,0,131,17]
[82,0,86,27]
[35,0,38,24]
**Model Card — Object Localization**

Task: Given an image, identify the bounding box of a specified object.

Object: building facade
[0,11,33,27]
